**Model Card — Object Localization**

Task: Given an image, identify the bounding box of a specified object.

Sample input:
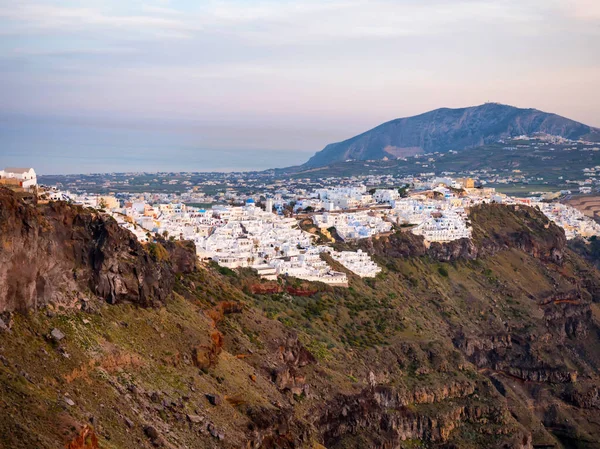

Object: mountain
[305,103,600,167]
[2,188,600,448]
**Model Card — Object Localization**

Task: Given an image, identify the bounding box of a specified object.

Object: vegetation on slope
[1,192,600,448]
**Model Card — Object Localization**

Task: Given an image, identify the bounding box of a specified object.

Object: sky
[1,0,599,174]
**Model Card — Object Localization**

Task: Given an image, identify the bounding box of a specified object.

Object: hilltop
[1,189,600,448]
[304,103,600,167]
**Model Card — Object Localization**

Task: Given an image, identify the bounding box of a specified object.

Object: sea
[0,118,313,175]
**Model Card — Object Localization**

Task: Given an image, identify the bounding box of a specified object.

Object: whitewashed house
[0,167,37,189]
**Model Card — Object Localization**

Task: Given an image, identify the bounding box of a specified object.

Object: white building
[315,186,373,210]
[0,167,37,189]
[265,198,274,214]
[373,189,400,204]
[411,212,472,243]
[312,211,392,240]
[327,249,381,277]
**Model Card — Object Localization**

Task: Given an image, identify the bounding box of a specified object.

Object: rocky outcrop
[271,335,316,395]
[278,335,316,368]
[361,204,567,264]
[192,330,223,370]
[454,333,512,361]
[373,382,476,408]
[470,204,566,264]
[564,385,600,410]
[505,366,577,384]
[454,331,579,384]
[315,384,529,449]
[0,188,196,311]
[359,229,426,259]
[542,299,591,340]
[428,238,478,261]
[160,239,197,275]
[246,407,311,449]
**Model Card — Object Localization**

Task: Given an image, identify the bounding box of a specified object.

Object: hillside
[283,138,600,192]
[304,103,600,167]
[1,189,600,448]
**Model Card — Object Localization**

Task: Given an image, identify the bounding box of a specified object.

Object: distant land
[7,103,600,176]
[304,103,600,168]
[276,137,600,185]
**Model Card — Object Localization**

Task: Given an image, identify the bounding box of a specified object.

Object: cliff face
[0,188,195,311]
[361,203,566,264]
[315,381,532,449]
[305,103,600,167]
[355,203,600,447]
[1,190,600,449]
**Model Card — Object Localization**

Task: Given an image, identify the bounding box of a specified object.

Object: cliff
[1,190,600,449]
[0,187,195,311]
[360,203,566,264]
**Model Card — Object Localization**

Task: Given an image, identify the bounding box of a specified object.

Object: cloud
[193,0,532,43]
[0,0,553,42]
[11,47,138,57]
[0,2,195,38]
[565,0,600,21]
[0,0,599,141]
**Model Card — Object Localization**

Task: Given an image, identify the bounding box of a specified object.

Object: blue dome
[199,209,206,213]
[246,199,255,204]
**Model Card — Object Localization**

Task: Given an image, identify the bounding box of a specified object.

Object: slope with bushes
[1,189,599,448]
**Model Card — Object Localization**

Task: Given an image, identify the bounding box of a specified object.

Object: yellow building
[457,178,475,189]
[97,195,119,209]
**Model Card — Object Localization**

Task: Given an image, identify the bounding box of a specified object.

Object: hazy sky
[1,0,600,172]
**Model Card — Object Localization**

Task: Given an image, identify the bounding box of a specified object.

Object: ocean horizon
[0,118,314,175]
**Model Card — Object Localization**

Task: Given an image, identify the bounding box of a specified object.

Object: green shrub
[147,242,169,262]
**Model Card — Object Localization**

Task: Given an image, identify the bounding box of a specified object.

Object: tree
[398,184,409,197]
[98,198,108,210]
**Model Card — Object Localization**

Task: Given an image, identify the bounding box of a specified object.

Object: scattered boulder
[207,423,221,439]
[186,414,203,424]
[50,328,65,342]
[205,393,222,406]
[192,331,223,370]
[143,425,159,441]
[0,312,12,331]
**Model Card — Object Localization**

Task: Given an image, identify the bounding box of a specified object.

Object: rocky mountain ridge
[305,103,600,167]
